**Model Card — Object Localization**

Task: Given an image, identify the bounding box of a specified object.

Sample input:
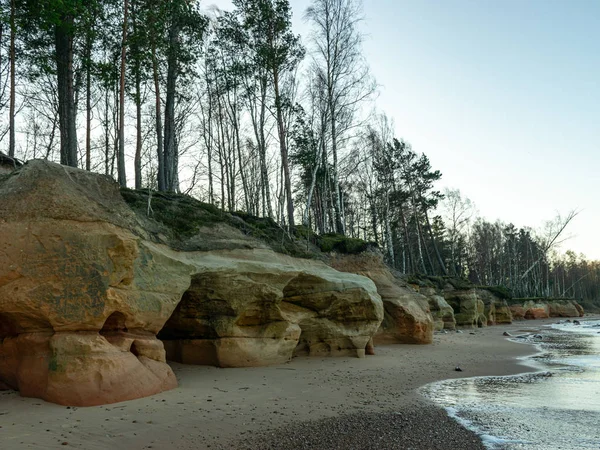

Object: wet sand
[0,318,569,450]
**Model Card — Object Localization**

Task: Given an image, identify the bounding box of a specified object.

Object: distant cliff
[404,275,584,329]
[508,298,584,320]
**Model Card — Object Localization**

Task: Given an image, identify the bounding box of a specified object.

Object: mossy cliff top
[120,188,376,258]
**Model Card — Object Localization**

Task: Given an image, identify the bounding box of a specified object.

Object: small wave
[422,326,600,449]
[551,320,600,336]
[444,406,533,449]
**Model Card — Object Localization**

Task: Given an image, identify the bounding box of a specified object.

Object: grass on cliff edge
[120,188,374,258]
[317,233,376,255]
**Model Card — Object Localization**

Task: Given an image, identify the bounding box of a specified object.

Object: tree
[234,0,304,228]
[7,0,15,157]
[18,0,88,167]
[117,0,129,187]
[162,0,206,192]
[129,0,144,188]
[519,211,579,283]
[305,0,375,234]
[440,188,476,276]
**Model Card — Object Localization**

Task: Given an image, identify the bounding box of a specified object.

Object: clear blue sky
[207,0,600,259]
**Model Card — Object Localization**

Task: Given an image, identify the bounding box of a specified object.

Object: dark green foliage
[231,211,313,257]
[479,285,512,300]
[121,188,383,258]
[403,274,468,290]
[317,233,374,255]
[423,276,448,290]
[293,225,315,240]
[232,210,279,231]
[446,278,474,290]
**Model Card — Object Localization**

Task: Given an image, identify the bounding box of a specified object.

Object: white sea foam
[422,325,600,449]
[443,406,533,449]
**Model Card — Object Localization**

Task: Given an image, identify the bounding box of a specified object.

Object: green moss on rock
[478,285,512,300]
[121,189,225,239]
[120,188,315,258]
[317,233,374,255]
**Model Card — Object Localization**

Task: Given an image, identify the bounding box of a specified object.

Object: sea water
[421,319,600,449]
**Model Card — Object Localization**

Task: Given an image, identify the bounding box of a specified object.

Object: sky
[205,0,600,259]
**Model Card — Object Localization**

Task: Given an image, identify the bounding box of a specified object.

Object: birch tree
[305,0,375,234]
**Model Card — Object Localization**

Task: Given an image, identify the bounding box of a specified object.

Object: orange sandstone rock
[0,162,190,405]
[329,253,433,344]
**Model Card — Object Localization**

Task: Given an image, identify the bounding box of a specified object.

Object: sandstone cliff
[0,161,383,406]
[159,249,383,366]
[328,253,433,344]
[405,274,585,329]
[407,277,510,329]
[0,160,586,407]
[476,289,512,325]
[417,287,455,331]
[509,299,584,320]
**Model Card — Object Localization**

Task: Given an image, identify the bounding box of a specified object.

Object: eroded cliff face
[476,289,512,326]
[418,287,455,331]
[0,163,191,406]
[159,249,383,366]
[509,299,584,320]
[0,161,383,406]
[329,253,433,344]
[408,282,512,329]
[443,289,487,328]
[430,285,584,327]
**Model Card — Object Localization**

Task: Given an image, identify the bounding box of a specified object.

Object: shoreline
[1,317,590,450]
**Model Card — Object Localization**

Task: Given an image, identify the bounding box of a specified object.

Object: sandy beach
[1,318,569,450]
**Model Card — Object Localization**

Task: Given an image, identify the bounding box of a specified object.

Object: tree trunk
[273,69,294,229]
[8,0,16,158]
[104,87,110,175]
[414,214,427,274]
[369,196,378,245]
[424,209,448,275]
[85,32,92,171]
[384,192,395,266]
[202,68,214,203]
[163,15,178,192]
[329,98,345,235]
[55,19,78,167]
[304,135,323,227]
[133,0,142,188]
[151,38,165,191]
[247,76,272,218]
[117,0,129,187]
